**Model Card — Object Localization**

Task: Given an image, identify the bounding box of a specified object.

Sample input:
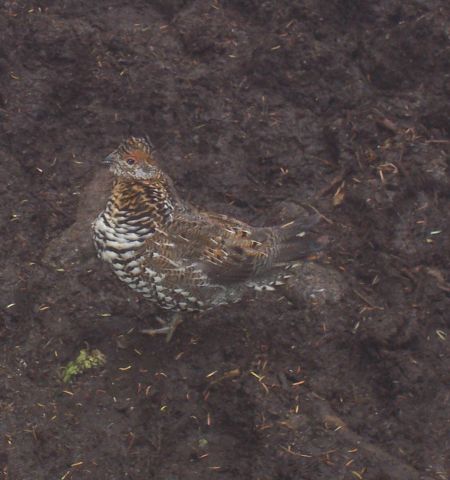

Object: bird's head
[104,136,161,180]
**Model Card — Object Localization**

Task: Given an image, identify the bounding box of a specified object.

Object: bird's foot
[141,314,183,342]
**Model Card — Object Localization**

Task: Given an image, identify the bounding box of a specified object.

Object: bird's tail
[275,214,327,264]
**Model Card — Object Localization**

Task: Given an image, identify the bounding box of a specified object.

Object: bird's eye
[126,158,135,165]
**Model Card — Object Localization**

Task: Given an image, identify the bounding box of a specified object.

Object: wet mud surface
[0,1,449,479]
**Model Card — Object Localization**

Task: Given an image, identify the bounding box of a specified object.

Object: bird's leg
[141,313,183,342]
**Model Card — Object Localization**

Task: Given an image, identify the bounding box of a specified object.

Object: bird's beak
[103,152,116,165]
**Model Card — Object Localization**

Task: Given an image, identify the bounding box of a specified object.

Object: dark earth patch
[0,1,449,479]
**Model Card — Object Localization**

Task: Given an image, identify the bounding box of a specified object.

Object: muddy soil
[0,1,449,479]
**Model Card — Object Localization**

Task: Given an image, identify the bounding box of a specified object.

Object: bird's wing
[193,212,323,280]
[203,212,280,282]
[138,210,274,286]
[141,211,321,287]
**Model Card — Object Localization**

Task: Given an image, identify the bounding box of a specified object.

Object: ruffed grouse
[93,137,324,340]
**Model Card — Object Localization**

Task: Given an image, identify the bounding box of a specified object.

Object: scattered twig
[352,288,384,310]
[425,139,450,144]
[424,267,450,293]
[317,167,352,199]
[375,117,399,134]
[304,203,334,225]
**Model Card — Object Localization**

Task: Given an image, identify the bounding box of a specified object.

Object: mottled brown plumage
[93,137,323,338]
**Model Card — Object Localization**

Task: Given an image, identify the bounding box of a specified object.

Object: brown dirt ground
[1,1,449,479]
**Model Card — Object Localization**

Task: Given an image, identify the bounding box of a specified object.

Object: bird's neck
[107,175,180,227]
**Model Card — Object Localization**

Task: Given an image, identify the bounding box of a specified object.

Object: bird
[92,136,325,340]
